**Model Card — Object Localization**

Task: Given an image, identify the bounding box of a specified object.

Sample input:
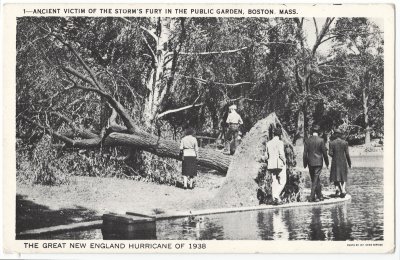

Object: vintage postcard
[2,2,395,254]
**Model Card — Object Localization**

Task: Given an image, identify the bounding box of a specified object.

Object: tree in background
[290,18,338,143]
[331,18,384,143]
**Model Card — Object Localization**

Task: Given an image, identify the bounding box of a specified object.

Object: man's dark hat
[311,125,320,132]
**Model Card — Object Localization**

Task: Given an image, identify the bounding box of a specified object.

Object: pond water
[156,167,383,240]
[30,167,383,241]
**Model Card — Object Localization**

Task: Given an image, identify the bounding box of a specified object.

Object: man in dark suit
[303,125,329,202]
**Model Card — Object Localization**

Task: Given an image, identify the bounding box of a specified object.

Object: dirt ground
[16,141,383,232]
[16,172,225,232]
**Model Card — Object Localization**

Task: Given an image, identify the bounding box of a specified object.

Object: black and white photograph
[2,2,395,254]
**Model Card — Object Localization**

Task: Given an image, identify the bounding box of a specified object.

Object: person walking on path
[225,104,243,155]
[265,127,287,205]
[179,127,199,189]
[329,129,352,198]
[303,125,329,202]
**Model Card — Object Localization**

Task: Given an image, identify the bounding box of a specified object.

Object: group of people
[303,125,352,201]
[266,124,352,204]
[179,104,352,201]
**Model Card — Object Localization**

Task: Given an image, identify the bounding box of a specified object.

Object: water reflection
[330,204,352,240]
[272,210,290,240]
[256,210,274,240]
[254,203,352,241]
[156,216,224,240]
[102,226,157,240]
[309,207,325,240]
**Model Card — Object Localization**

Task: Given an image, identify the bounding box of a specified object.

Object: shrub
[17,135,70,186]
[17,136,183,186]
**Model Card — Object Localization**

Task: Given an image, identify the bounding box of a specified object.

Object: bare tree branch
[313,18,319,39]
[176,74,253,87]
[218,82,254,87]
[228,97,262,103]
[61,66,138,133]
[140,26,158,42]
[157,103,203,119]
[260,42,296,46]
[20,115,77,146]
[178,46,249,55]
[62,66,97,87]
[142,32,158,64]
[319,35,338,44]
[34,25,104,91]
[312,80,338,88]
[311,17,335,56]
[50,111,98,139]
[18,32,51,52]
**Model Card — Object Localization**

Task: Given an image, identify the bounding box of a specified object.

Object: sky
[302,17,384,56]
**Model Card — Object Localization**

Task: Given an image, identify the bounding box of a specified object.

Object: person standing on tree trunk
[329,129,352,198]
[303,125,329,202]
[179,127,199,189]
[265,127,287,205]
[225,105,243,155]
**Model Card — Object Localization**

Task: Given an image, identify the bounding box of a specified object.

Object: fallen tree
[22,115,231,173]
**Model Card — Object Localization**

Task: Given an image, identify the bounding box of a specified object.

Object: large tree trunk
[138,18,181,175]
[295,110,305,145]
[142,18,176,130]
[58,129,231,173]
[23,111,231,173]
[363,88,371,144]
[107,132,231,173]
[293,18,334,145]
